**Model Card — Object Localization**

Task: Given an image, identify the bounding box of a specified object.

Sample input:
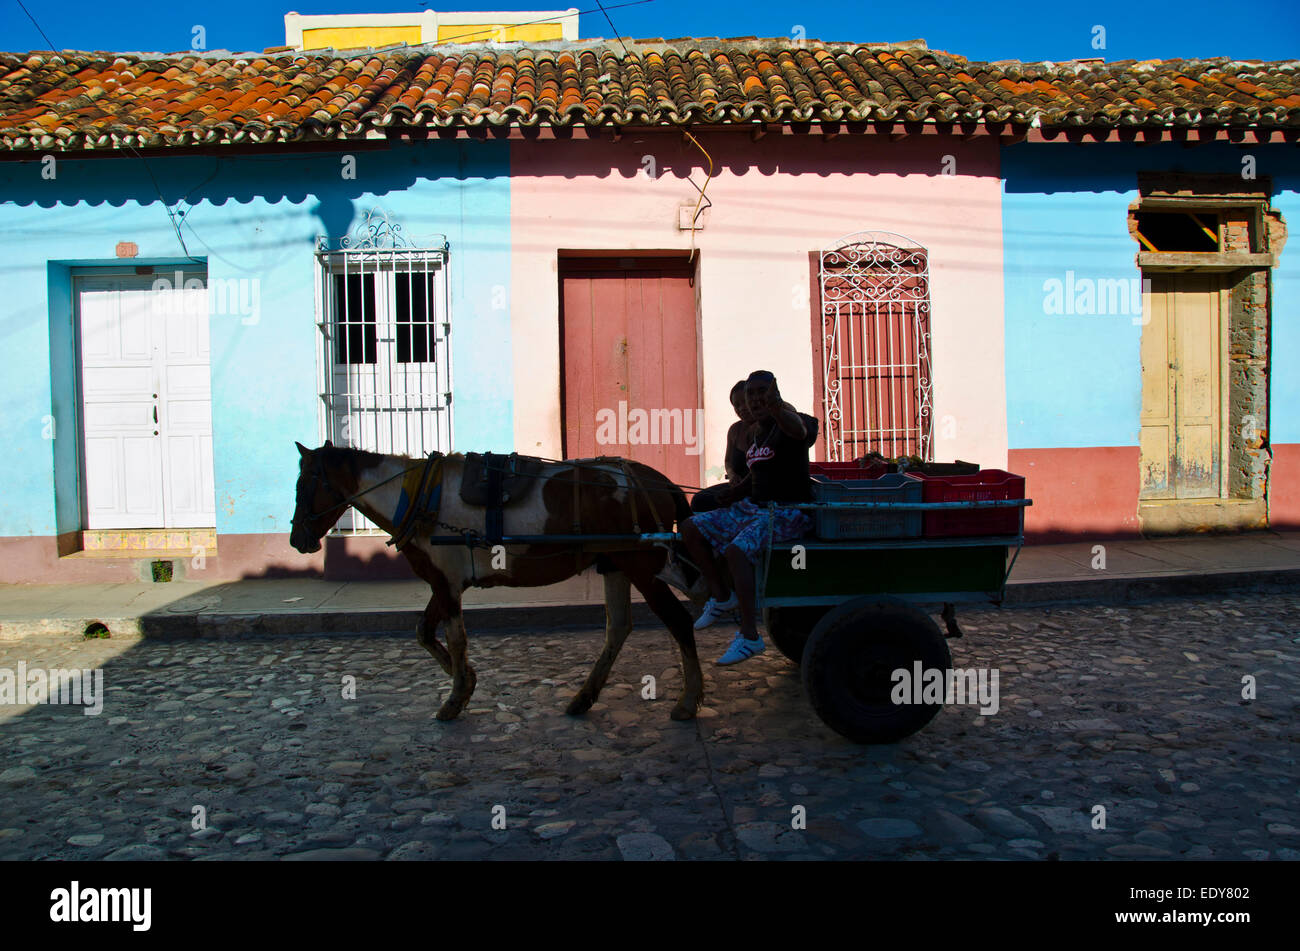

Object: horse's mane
[317,444,387,477]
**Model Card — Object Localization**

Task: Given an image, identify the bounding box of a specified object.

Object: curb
[1000,565,1300,605]
[0,601,651,641]
[1,567,1297,641]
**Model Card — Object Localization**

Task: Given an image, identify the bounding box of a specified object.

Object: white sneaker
[694,593,738,629]
[718,632,765,665]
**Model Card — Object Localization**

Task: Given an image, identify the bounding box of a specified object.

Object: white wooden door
[77,275,216,529]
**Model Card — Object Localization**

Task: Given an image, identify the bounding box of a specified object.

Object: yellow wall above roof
[302,26,423,51]
[437,22,565,43]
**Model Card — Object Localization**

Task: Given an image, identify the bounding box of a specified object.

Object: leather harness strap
[483,451,505,543]
[571,465,583,573]
[618,459,667,535]
[389,451,444,550]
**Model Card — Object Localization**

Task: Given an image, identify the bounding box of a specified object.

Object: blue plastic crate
[809,473,924,539]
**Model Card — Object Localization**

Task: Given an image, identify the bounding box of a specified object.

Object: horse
[288,442,706,722]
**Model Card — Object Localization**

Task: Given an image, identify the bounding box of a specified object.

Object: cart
[422,462,1030,744]
[758,492,1031,744]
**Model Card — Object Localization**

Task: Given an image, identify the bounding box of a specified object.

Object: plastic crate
[912,469,1026,537]
[809,473,923,539]
[810,461,890,480]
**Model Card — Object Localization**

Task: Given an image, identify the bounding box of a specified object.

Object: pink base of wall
[1008,447,1142,542]
[0,533,412,584]
[1269,443,1300,530]
[1009,444,1300,540]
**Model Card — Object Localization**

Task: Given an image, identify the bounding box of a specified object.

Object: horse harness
[405,453,668,552]
[300,450,671,560]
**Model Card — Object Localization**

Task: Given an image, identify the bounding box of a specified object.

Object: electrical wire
[432,0,655,46]
[14,0,55,50]
[680,128,714,265]
[17,0,206,264]
[594,0,631,57]
[581,0,716,264]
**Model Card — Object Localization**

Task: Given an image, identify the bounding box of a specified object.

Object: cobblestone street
[1,591,1296,861]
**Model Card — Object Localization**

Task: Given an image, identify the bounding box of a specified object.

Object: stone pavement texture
[0,591,1296,861]
[1,532,1299,639]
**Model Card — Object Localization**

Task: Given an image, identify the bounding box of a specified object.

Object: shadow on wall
[510,131,1001,181]
[0,139,502,246]
[239,536,417,582]
[215,537,413,582]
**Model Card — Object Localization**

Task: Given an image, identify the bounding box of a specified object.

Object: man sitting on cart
[681,370,816,665]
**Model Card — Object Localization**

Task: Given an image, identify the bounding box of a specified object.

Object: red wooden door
[561,259,702,490]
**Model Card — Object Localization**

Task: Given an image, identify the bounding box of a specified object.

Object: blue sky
[3,0,1297,62]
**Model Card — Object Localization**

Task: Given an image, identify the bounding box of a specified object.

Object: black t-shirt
[746,413,818,504]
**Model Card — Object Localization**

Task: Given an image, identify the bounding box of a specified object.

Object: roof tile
[0,40,1295,150]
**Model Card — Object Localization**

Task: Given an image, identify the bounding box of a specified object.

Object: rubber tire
[763,606,830,664]
[801,597,952,744]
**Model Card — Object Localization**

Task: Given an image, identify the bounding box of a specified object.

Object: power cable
[432,0,655,46]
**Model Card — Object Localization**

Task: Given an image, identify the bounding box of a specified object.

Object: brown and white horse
[289,442,705,722]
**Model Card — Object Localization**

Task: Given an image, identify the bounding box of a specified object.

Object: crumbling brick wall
[1227,267,1270,499]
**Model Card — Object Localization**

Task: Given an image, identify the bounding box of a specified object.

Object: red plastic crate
[912,469,1026,537]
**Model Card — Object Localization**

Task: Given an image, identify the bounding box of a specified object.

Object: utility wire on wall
[592,0,716,264]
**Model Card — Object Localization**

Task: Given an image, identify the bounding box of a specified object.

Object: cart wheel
[763,606,830,664]
[801,597,952,744]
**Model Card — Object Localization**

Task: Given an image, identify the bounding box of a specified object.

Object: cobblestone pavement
[0,591,1296,861]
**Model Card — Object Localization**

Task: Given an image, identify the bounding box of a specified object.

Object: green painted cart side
[755,496,1031,744]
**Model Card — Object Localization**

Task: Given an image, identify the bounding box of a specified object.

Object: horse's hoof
[670,703,698,721]
[565,694,594,716]
[435,702,463,721]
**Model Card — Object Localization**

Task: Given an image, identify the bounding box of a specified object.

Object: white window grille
[315,209,452,532]
[817,231,933,462]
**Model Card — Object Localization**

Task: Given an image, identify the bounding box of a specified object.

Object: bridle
[291,455,351,535]
[291,453,429,537]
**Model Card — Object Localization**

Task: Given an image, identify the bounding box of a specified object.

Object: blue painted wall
[0,141,511,537]
[1002,142,1300,450]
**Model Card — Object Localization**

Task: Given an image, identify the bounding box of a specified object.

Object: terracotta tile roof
[0,38,1296,150]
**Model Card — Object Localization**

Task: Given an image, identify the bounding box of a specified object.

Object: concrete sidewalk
[1,532,1298,640]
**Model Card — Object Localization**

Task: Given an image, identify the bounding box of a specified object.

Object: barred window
[815,232,933,462]
[315,211,452,532]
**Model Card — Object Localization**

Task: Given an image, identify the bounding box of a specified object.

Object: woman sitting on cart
[681,370,816,665]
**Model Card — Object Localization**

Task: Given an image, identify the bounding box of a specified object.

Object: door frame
[1129,174,1279,532]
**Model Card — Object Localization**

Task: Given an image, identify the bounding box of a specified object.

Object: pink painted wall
[509,133,1007,481]
[1008,447,1142,541]
[1270,443,1300,530]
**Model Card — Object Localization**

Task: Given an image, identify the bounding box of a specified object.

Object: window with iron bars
[814,232,933,462]
[315,219,452,532]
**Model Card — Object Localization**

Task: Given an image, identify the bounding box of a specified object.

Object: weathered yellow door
[1139,273,1221,499]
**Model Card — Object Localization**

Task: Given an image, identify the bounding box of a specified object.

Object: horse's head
[289,441,350,554]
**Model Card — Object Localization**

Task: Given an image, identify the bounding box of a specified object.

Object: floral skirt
[689,498,812,564]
